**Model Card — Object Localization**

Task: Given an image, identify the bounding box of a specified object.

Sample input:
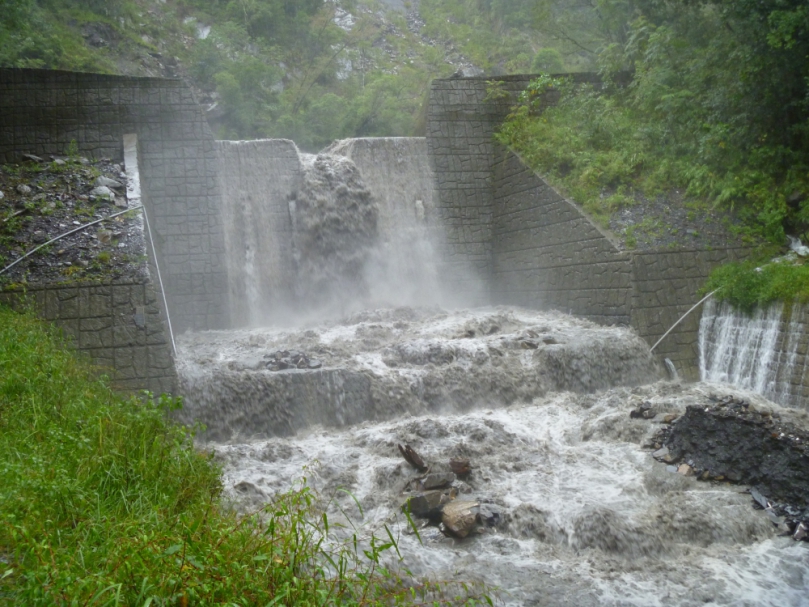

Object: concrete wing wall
[0,281,176,395]
[492,148,632,325]
[426,73,752,381]
[0,68,229,333]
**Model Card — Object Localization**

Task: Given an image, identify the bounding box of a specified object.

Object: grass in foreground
[0,305,490,606]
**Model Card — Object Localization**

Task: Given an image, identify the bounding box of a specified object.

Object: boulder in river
[441,500,479,538]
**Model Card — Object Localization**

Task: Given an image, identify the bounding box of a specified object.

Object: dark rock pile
[397,444,501,539]
[649,394,809,541]
[0,153,146,285]
[263,349,322,371]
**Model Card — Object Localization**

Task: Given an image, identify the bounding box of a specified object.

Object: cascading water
[216,138,455,326]
[178,138,808,606]
[699,298,809,408]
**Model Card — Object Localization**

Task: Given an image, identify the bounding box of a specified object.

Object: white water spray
[699,299,809,408]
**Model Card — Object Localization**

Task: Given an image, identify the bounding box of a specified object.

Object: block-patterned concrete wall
[631,249,751,380]
[426,73,751,383]
[492,149,632,325]
[771,304,809,408]
[0,68,229,333]
[426,74,605,303]
[0,281,176,395]
[216,139,301,326]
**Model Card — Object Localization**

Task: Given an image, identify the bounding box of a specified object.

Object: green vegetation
[498,1,809,246]
[704,259,809,313]
[494,0,809,310]
[0,305,490,605]
[0,0,572,149]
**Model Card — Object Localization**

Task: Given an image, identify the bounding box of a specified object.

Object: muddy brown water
[177,306,809,606]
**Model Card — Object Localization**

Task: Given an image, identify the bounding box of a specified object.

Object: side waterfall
[699,298,809,408]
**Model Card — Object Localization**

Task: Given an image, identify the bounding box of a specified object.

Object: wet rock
[22,154,42,162]
[750,487,769,510]
[630,402,656,419]
[542,336,559,345]
[420,472,455,490]
[662,414,678,424]
[402,488,454,520]
[398,443,427,471]
[265,349,320,371]
[677,463,694,476]
[449,457,472,477]
[663,403,809,506]
[477,503,501,527]
[652,446,674,463]
[658,400,809,540]
[233,480,263,496]
[441,500,479,538]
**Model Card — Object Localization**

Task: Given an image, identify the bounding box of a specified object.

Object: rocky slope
[0,153,146,286]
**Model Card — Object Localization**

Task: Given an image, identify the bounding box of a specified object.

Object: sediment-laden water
[177,307,809,606]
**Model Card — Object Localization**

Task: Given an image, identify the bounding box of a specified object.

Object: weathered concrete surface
[426,74,754,384]
[0,281,176,395]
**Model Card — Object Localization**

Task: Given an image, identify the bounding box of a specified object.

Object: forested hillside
[0,0,583,149]
[498,1,809,251]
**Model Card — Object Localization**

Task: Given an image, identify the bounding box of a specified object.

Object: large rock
[441,500,479,538]
[402,489,454,521]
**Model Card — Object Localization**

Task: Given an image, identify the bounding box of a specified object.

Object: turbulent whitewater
[176,307,809,606]
[700,299,809,408]
[197,137,807,605]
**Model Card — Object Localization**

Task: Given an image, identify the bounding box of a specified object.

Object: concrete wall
[0,68,229,333]
[426,75,750,382]
[492,148,632,326]
[216,139,301,326]
[631,249,751,378]
[0,281,176,395]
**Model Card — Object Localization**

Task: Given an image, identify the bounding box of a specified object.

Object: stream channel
[176,306,809,606]
[172,140,809,605]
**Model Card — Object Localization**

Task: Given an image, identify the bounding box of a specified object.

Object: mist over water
[183,137,809,605]
[217,137,470,327]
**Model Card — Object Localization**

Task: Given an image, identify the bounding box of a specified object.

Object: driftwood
[398,443,427,471]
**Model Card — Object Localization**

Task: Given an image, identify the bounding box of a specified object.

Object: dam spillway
[215,138,449,327]
[700,299,809,409]
[173,136,809,606]
[1,70,807,605]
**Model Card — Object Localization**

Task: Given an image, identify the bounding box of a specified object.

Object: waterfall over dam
[1,69,807,606]
[171,136,809,606]
[216,138,449,327]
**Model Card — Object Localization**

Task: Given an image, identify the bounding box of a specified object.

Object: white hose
[650,290,717,353]
[0,206,143,276]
